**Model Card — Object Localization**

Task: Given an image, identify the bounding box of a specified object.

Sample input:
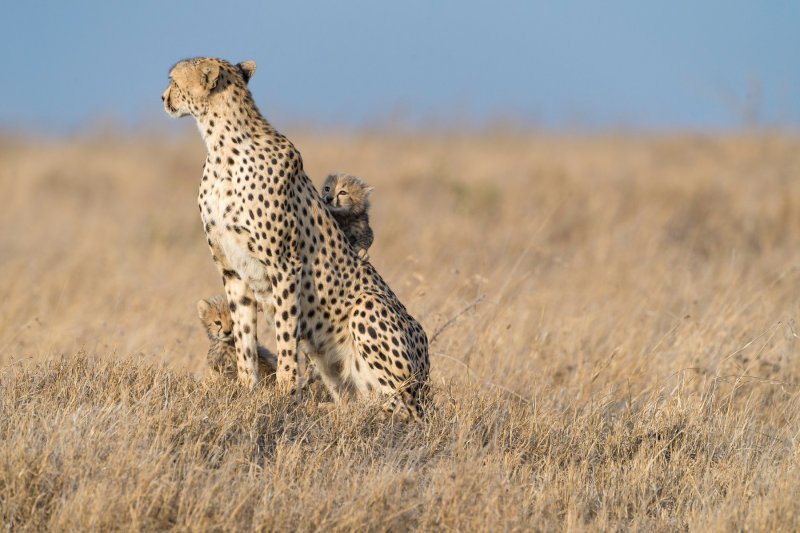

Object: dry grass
[1,129,800,530]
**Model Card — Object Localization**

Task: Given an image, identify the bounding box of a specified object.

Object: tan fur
[197,295,277,380]
[321,173,375,259]
[164,57,429,420]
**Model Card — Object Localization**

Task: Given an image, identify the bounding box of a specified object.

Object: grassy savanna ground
[1,130,800,530]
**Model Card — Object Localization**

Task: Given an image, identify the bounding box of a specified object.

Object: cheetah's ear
[198,60,221,91]
[238,61,257,83]
[365,186,375,197]
[197,299,211,319]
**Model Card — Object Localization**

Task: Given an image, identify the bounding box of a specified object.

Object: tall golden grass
[1,130,799,530]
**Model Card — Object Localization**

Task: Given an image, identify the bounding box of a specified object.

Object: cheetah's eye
[322,186,330,193]
[337,190,348,196]
[214,320,222,326]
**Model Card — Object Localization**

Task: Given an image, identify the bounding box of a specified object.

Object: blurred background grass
[2,131,798,408]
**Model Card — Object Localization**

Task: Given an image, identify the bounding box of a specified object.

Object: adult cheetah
[162,57,429,418]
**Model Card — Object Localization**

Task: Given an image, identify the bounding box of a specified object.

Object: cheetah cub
[321,173,374,259]
[197,295,277,380]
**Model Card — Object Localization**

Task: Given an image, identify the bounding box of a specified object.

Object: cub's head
[162,57,257,119]
[197,295,233,342]
[321,173,374,216]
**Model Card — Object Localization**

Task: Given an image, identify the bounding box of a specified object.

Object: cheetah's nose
[322,195,331,204]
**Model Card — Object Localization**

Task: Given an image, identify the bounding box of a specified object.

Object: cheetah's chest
[200,172,271,292]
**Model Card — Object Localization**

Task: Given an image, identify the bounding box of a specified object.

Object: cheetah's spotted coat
[163,57,429,418]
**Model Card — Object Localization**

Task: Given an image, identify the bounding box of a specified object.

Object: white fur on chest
[220,232,267,284]
[200,174,270,293]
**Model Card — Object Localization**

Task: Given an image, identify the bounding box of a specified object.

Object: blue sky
[1,1,798,132]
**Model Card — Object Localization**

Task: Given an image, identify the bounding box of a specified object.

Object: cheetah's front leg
[223,274,260,387]
[270,265,303,393]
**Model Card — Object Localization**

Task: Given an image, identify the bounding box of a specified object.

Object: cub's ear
[198,60,221,91]
[197,299,211,318]
[364,186,375,197]
[237,61,257,83]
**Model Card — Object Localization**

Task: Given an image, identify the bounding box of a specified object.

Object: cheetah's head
[197,296,234,342]
[321,173,374,216]
[162,58,257,119]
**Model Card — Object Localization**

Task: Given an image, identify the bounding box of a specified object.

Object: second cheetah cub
[197,295,277,380]
[321,173,374,259]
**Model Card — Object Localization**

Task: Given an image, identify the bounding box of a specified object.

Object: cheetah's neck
[333,210,369,227]
[197,96,282,156]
